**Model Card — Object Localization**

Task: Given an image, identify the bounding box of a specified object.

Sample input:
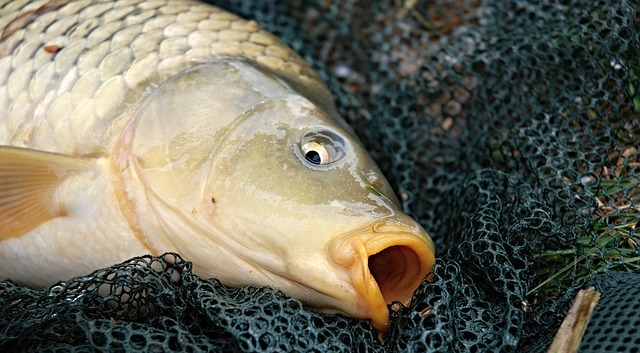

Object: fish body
[0,0,435,331]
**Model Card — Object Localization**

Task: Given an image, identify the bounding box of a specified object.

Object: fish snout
[327,216,435,332]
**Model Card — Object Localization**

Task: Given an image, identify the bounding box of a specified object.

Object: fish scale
[0,0,326,153]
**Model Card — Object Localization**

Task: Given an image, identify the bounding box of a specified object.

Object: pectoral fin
[0,146,97,240]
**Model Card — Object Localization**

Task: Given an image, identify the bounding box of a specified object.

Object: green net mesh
[579,272,640,353]
[1,0,639,352]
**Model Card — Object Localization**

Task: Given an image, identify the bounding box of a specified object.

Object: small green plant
[528,167,639,301]
[528,217,640,300]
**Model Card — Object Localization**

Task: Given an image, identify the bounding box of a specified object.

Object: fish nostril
[368,245,423,305]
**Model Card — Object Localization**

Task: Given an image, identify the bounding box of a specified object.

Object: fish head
[122,61,435,332]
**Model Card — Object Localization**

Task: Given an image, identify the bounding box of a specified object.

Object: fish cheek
[208,133,343,236]
[214,134,318,207]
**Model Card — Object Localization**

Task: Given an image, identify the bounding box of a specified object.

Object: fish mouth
[327,215,435,332]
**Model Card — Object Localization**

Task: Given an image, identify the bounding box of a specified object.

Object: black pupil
[305,150,321,164]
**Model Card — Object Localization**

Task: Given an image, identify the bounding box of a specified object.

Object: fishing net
[1,0,639,352]
[578,272,640,353]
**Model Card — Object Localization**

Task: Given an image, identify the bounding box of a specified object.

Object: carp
[0,0,435,331]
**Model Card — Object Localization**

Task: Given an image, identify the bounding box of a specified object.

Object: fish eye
[298,130,346,167]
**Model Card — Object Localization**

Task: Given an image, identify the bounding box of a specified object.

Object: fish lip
[327,217,435,332]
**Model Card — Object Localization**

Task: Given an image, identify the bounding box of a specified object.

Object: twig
[547,287,600,353]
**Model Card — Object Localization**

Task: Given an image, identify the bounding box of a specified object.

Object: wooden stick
[547,287,601,353]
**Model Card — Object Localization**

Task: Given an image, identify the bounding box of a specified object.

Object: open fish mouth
[327,215,435,332]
